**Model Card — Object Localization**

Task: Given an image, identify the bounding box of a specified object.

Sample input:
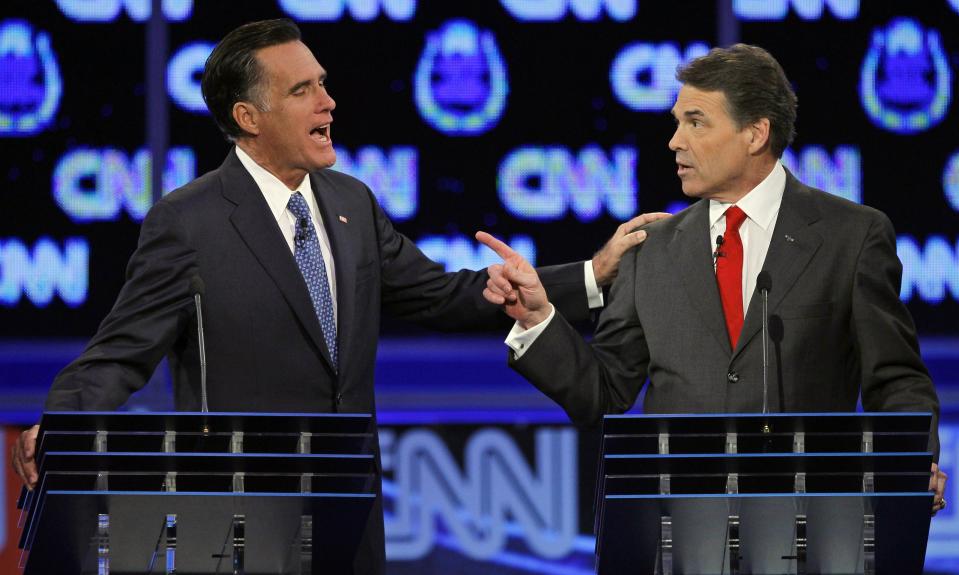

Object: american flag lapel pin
[338,215,348,224]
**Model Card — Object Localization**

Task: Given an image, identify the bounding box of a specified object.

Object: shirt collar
[708,161,786,230]
[234,145,315,221]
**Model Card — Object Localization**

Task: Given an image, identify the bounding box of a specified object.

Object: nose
[668,126,684,152]
[317,88,335,113]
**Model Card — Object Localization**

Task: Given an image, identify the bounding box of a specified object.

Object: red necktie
[716,206,747,349]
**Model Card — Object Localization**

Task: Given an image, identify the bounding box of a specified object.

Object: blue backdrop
[0,0,957,572]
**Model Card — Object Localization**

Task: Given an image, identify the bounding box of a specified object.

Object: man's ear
[232,101,261,136]
[747,117,771,155]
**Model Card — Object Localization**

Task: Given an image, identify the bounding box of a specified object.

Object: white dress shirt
[235,146,338,325]
[708,161,786,312]
[507,162,787,359]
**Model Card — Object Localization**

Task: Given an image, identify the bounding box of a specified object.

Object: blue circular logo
[414,19,509,136]
[0,19,63,137]
[860,18,951,134]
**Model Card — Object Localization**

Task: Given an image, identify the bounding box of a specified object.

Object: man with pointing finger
[478,44,946,515]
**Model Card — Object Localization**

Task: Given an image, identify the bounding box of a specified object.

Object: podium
[594,413,934,575]
[17,411,378,574]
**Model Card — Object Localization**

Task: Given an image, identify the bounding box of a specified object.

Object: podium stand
[594,413,934,575]
[16,411,378,574]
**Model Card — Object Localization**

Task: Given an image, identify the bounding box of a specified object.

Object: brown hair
[677,44,797,157]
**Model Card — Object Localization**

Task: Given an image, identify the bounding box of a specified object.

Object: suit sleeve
[510,245,651,428]
[45,200,198,411]
[369,190,592,328]
[853,212,940,457]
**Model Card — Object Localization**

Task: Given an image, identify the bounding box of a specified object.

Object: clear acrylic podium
[594,413,934,575]
[16,411,378,574]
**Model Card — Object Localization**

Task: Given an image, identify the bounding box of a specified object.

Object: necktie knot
[287,192,311,220]
[724,206,747,232]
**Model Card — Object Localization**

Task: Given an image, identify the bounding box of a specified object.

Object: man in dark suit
[478,44,947,515]
[9,19,666,573]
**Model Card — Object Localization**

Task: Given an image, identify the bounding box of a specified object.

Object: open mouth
[310,124,331,144]
[676,161,693,175]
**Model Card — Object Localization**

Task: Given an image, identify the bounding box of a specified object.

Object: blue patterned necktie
[287,192,337,370]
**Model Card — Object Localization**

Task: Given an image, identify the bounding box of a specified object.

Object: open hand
[592,212,671,286]
[931,462,948,516]
[11,424,40,489]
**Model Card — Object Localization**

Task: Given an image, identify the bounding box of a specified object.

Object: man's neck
[712,156,778,203]
[235,140,305,191]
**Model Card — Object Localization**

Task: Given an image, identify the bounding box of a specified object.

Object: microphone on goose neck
[757,271,772,433]
[190,275,209,415]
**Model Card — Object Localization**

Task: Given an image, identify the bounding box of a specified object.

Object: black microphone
[190,276,209,414]
[295,217,311,246]
[757,271,772,428]
[713,235,725,261]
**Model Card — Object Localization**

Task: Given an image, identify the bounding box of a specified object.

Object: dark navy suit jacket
[45,148,593,574]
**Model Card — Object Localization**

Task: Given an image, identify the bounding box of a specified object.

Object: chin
[310,151,337,170]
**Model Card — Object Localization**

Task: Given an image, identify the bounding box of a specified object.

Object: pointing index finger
[475,231,517,261]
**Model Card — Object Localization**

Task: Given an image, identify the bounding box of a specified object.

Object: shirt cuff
[504,304,556,360]
[584,260,605,309]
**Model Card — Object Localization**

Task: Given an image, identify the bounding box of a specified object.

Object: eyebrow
[287,73,327,95]
[670,108,705,123]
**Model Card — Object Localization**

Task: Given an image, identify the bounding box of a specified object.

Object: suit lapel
[668,200,730,354]
[311,171,358,377]
[734,172,823,358]
[218,150,336,372]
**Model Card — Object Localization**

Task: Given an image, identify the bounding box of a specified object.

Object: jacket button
[335,392,343,405]
[727,371,740,384]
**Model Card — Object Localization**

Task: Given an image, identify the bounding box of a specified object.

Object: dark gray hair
[201,18,302,141]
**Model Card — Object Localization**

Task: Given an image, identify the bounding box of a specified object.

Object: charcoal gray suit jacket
[513,170,940,455]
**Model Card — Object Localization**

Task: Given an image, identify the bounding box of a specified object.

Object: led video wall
[1,0,957,338]
[1,2,958,573]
